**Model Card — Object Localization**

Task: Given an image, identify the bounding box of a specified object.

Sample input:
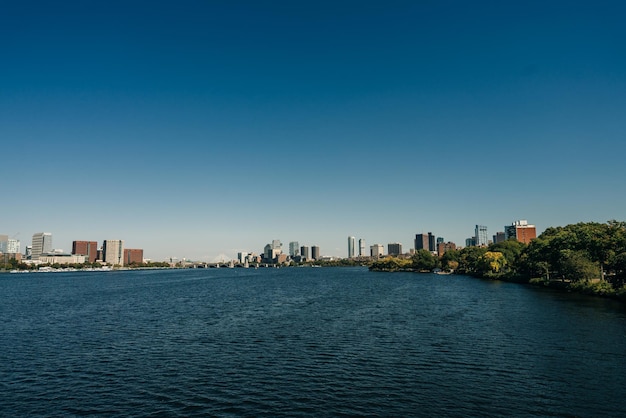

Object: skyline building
[370,244,384,258]
[72,240,98,263]
[300,246,309,261]
[348,236,355,258]
[359,238,365,257]
[289,241,299,257]
[311,246,320,260]
[103,239,124,266]
[415,232,436,252]
[388,242,402,256]
[475,225,489,246]
[31,232,52,260]
[0,235,20,254]
[493,231,506,244]
[505,220,537,244]
[124,248,143,265]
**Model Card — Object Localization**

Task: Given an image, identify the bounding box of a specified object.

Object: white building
[32,232,53,260]
[370,244,384,258]
[475,225,488,247]
[103,239,124,266]
[39,254,86,265]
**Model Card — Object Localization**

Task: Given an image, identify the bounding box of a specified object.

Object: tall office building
[31,232,52,260]
[370,244,384,258]
[358,238,366,257]
[388,243,402,256]
[0,235,7,253]
[475,225,488,246]
[103,239,124,266]
[415,233,436,252]
[289,241,300,257]
[348,236,355,258]
[505,220,537,244]
[311,246,320,260]
[72,241,98,263]
[300,246,309,261]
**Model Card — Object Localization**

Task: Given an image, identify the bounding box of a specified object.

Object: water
[2,267,626,417]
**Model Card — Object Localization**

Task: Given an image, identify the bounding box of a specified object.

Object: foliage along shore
[369,220,626,302]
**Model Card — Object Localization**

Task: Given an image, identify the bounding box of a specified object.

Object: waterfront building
[31,232,53,260]
[359,238,366,257]
[72,241,98,263]
[388,243,402,256]
[0,236,20,254]
[288,242,299,257]
[370,244,384,258]
[437,241,457,257]
[124,249,144,265]
[39,254,86,265]
[311,246,320,261]
[103,239,124,266]
[505,220,537,244]
[300,246,309,261]
[348,236,355,258]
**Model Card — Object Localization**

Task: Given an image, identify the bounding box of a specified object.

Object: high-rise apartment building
[475,225,488,246]
[388,243,402,256]
[289,241,299,257]
[103,239,124,266]
[370,244,384,258]
[348,236,355,258]
[311,246,320,260]
[31,232,52,260]
[72,241,98,263]
[359,238,366,257]
[505,220,537,244]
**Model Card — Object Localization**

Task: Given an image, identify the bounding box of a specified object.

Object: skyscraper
[415,234,429,251]
[289,241,300,257]
[311,246,320,260]
[31,232,52,260]
[103,239,124,266]
[300,246,309,261]
[348,236,355,258]
[475,225,488,246]
[359,238,366,257]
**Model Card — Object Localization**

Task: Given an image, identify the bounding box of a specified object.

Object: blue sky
[2,0,625,261]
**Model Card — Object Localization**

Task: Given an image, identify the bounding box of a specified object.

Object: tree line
[370,220,626,299]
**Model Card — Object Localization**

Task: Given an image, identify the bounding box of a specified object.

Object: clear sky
[2,0,625,261]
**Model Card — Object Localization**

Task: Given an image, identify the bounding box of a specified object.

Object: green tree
[411,249,438,271]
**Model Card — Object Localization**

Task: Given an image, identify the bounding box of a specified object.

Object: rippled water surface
[2,267,626,416]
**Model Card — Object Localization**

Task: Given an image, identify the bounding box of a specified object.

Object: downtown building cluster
[0,232,144,267]
[347,220,537,259]
[236,239,322,266]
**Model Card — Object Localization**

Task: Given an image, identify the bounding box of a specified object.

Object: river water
[2,267,625,416]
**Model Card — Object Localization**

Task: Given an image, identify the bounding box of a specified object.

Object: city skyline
[2,1,625,261]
